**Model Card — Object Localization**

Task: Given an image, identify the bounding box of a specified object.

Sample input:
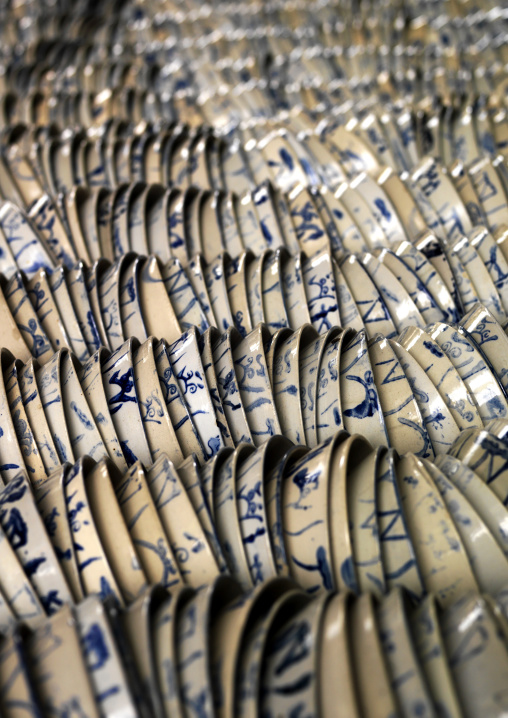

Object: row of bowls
[3,579,508,718]
[1,2,506,111]
[2,296,508,485]
[1,115,507,246]
[2,294,508,484]
[0,418,507,625]
[1,52,506,132]
[0,239,465,365]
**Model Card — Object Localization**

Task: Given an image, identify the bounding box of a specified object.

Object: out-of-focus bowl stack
[0,0,508,715]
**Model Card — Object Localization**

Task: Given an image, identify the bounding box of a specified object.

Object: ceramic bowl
[27,603,98,717]
[63,458,118,606]
[85,457,148,604]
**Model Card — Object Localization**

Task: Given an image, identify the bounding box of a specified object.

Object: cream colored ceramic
[376,448,425,597]
[200,327,235,449]
[139,255,181,345]
[75,594,138,717]
[154,338,204,460]
[147,453,221,586]
[281,249,312,327]
[225,250,253,337]
[376,248,447,325]
[162,256,210,334]
[340,331,389,448]
[78,347,127,470]
[113,460,183,590]
[348,446,385,596]
[122,586,168,718]
[443,239,480,315]
[245,251,267,329]
[199,191,224,262]
[411,595,462,718]
[178,453,228,574]
[97,255,128,350]
[302,250,342,333]
[258,590,326,718]
[27,604,99,718]
[86,458,147,603]
[63,457,123,604]
[336,180,389,251]
[326,434,368,594]
[133,337,183,465]
[85,259,112,350]
[261,248,290,331]
[175,585,218,718]
[423,458,508,593]
[233,324,281,446]
[470,226,508,316]
[398,325,483,431]
[213,328,253,446]
[18,356,60,475]
[340,253,397,339]
[0,627,44,710]
[0,471,73,612]
[36,350,74,464]
[368,335,433,456]
[448,427,508,505]
[378,589,435,716]
[4,272,53,365]
[389,337,461,455]
[287,184,331,256]
[449,159,486,227]
[441,593,508,718]
[0,510,44,627]
[102,338,152,467]
[128,183,150,256]
[65,261,103,355]
[235,191,272,256]
[349,592,398,718]
[461,302,508,396]
[0,280,31,362]
[319,593,360,718]
[216,579,311,718]
[35,464,83,602]
[118,254,148,343]
[64,187,93,265]
[353,172,407,245]
[315,327,353,444]
[321,186,370,255]
[393,239,459,324]
[214,443,255,589]
[469,156,508,232]
[395,453,478,606]
[450,235,507,325]
[283,433,343,592]
[5,357,46,482]
[168,327,224,459]
[299,328,340,447]
[61,352,106,461]
[206,253,236,331]
[49,267,89,362]
[329,259,362,331]
[361,252,425,331]
[427,321,508,424]
[153,587,194,718]
[0,201,56,279]
[411,156,472,244]
[237,437,292,585]
[237,586,306,718]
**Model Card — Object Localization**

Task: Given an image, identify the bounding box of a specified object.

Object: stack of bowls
[1,578,508,718]
[2,299,508,486]
[1,422,508,620]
